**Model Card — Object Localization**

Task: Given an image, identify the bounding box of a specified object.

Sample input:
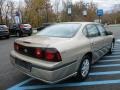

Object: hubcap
[81,59,90,77]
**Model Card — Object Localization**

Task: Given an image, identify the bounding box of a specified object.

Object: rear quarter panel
[105,35,114,48]
[50,35,91,72]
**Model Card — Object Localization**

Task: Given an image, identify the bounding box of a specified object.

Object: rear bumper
[0,32,9,37]
[10,50,77,84]
[21,29,32,34]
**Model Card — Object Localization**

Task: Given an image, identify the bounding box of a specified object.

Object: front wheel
[76,55,91,81]
[108,42,114,54]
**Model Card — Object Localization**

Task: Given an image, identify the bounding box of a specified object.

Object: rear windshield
[36,23,81,38]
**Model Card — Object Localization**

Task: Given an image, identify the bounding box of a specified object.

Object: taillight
[34,48,62,62]
[14,43,62,62]
[45,49,62,62]
[20,25,24,28]
[34,48,43,58]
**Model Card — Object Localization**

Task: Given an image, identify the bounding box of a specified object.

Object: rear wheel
[28,33,32,36]
[76,55,91,81]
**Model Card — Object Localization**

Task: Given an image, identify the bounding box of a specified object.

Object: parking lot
[0,25,120,90]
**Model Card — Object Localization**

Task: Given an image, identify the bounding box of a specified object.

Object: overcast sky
[82,0,120,11]
[13,0,120,12]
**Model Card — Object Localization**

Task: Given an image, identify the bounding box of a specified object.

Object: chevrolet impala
[10,22,114,84]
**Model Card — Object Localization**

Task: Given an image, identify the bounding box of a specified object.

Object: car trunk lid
[16,35,69,47]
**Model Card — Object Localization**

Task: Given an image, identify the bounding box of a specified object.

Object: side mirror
[106,31,113,35]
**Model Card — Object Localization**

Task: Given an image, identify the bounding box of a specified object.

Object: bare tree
[0,0,6,24]
[53,0,60,21]
[24,0,32,23]
[3,0,16,25]
[4,2,10,25]
[9,1,15,24]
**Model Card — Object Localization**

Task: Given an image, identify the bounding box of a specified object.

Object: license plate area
[25,28,30,30]
[15,58,31,71]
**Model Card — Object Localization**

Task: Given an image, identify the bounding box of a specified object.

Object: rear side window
[86,25,100,37]
[96,25,106,36]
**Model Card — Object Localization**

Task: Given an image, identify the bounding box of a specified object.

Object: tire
[6,35,10,39]
[28,33,32,36]
[76,55,91,81]
[16,32,21,37]
[108,42,114,54]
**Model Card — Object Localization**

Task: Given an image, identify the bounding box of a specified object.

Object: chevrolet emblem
[24,49,28,53]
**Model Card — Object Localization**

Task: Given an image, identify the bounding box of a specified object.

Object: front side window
[86,25,100,37]
[36,23,81,38]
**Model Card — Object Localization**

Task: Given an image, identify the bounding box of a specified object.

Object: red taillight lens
[45,49,62,62]
[45,50,55,61]
[34,48,43,58]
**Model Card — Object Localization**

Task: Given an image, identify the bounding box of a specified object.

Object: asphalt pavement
[0,25,120,90]
[0,37,29,90]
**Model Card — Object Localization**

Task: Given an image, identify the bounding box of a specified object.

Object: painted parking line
[113,46,120,47]
[99,59,120,62]
[112,52,120,54]
[89,71,120,76]
[10,79,120,90]
[112,50,120,52]
[112,48,120,50]
[7,78,34,90]
[92,64,120,68]
[104,55,120,58]
[113,47,120,48]
[116,40,120,42]
[7,70,120,90]
[113,45,120,47]
[114,46,120,47]
[113,47,120,49]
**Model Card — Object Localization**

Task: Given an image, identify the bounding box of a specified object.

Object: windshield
[36,23,81,38]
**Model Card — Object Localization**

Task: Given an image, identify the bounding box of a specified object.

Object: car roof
[58,22,100,25]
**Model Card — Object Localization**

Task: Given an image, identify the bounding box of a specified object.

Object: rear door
[86,24,105,62]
